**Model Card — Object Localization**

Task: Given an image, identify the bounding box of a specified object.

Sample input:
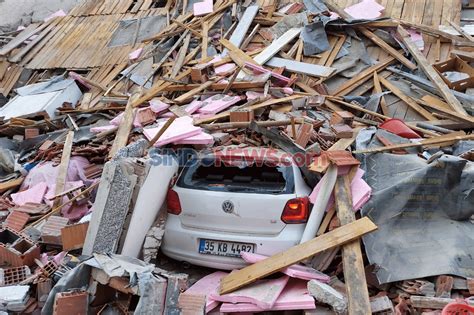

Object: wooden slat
[354,132,473,154]
[109,93,141,157]
[359,27,417,70]
[219,217,378,295]
[333,56,395,96]
[193,95,303,124]
[397,26,468,116]
[373,72,390,116]
[379,76,436,120]
[53,131,74,208]
[23,13,152,69]
[0,23,41,56]
[335,174,371,315]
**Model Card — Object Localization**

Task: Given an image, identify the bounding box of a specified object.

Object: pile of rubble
[0,0,473,313]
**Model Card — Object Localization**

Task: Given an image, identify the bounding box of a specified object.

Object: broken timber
[52,131,74,208]
[335,174,371,315]
[219,217,377,294]
[109,93,141,158]
[266,57,336,78]
[397,26,468,116]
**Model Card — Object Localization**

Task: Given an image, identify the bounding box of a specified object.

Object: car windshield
[177,157,295,194]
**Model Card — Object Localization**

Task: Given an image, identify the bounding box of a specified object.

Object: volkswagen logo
[222,200,234,213]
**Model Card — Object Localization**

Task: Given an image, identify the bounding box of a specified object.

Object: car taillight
[166,189,182,215]
[281,197,309,224]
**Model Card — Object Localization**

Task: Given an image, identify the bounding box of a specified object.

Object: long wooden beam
[359,27,417,70]
[397,26,468,116]
[219,217,377,294]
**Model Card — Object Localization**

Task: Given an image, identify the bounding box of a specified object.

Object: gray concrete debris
[307,280,347,314]
[82,159,139,255]
[112,138,148,160]
[142,218,166,263]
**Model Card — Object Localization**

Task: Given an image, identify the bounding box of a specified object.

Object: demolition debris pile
[0,0,473,313]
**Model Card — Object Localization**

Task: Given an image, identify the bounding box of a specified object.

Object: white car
[161,146,312,270]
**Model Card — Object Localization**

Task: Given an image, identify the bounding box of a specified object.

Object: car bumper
[161,215,305,270]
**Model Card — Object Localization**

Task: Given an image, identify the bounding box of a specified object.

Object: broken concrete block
[82,159,139,255]
[307,280,347,314]
[370,295,394,313]
[0,228,40,267]
[121,155,178,258]
[164,272,189,315]
[0,285,30,312]
[211,132,230,145]
[37,279,52,307]
[142,220,165,263]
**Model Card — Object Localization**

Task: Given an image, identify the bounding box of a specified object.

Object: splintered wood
[219,217,377,294]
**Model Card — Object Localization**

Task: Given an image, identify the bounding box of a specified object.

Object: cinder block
[230,109,254,123]
[0,228,40,267]
[61,222,89,251]
[53,290,88,315]
[0,266,31,286]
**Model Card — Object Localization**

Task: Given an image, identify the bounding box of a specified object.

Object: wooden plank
[53,131,74,208]
[421,94,450,110]
[353,133,473,154]
[201,22,209,61]
[335,174,371,315]
[131,68,192,108]
[266,57,336,78]
[253,28,301,65]
[8,20,59,63]
[378,76,436,121]
[0,65,22,96]
[225,5,260,51]
[162,81,265,92]
[411,296,474,309]
[447,20,474,42]
[109,93,141,158]
[325,35,346,67]
[373,72,389,116]
[219,217,377,294]
[220,38,258,68]
[417,98,474,124]
[193,95,303,124]
[170,33,191,78]
[359,27,417,70]
[0,177,24,194]
[174,80,215,104]
[450,49,474,62]
[0,23,41,56]
[397,26,468,116]
[333,56,395,96]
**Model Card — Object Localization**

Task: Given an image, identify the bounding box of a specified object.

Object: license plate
[199,239,255,257]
